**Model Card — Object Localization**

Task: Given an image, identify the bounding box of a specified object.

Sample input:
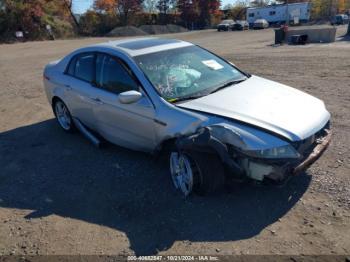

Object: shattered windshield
[134,46,246,102]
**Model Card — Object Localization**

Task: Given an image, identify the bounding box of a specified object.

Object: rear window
[75,54,95,82]
[67,53,95,83]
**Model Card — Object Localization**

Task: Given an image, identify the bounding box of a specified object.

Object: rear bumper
[293,129,332,175]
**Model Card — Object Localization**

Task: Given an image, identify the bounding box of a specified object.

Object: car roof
[93,37,194,57]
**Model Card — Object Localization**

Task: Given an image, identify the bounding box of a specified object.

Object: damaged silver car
[43,38,332,196]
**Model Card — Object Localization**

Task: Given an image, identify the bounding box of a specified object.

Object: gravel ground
[0,26,349,257]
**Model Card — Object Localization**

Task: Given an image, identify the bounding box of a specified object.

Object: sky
[72,0,237,14]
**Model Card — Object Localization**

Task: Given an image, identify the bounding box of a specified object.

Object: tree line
[81,0,222,35]
[0,0,222,39]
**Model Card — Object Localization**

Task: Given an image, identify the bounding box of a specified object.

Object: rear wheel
[53,99,75,132]
[169,150,225,196]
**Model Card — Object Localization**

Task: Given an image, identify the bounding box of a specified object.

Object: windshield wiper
[209,78,247,94]
[168,78,247,103]
[169,94,205,103]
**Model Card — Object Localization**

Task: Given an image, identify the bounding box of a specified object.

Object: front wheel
[169,150,225,197]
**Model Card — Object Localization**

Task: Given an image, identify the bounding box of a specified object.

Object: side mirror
[118,90,142,104]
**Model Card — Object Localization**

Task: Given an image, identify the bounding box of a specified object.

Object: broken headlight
[244,144,300,159]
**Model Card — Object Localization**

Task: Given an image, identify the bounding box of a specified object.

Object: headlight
[244,144,300,159]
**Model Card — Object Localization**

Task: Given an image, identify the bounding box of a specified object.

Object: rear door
[91,53,156,152]
[64,52,99,129]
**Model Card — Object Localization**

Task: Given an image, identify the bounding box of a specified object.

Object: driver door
[91,53,156,152]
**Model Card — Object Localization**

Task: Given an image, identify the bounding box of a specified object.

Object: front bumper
[235,128,332,182]
[175,126,332,183]
[293,129,332,175]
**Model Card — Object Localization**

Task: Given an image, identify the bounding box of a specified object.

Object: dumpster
[290,34,308,45]
[274,28,285,44]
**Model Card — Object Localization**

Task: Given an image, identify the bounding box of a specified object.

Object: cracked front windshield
[134,46,246,101]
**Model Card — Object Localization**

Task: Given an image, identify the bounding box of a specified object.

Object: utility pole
[286,0,289,25]
[330,0,335,18]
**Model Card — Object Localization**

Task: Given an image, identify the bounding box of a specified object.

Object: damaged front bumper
[176,126,332,184]
[293,129,332,175]
[244,129,332,183]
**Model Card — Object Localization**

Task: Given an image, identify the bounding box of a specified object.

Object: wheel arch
[51,96,63,110]
[51,96,70,116]
[52,95,61,105]
[156,137,177,155]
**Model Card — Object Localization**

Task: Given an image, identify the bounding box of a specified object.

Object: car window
[73,53,95,82]
[96,54,138,94]
[67,56,77,76]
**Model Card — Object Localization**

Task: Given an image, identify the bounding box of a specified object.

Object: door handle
[65,84,72,91]
[90,97,104,105]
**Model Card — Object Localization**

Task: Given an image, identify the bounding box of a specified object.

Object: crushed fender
[175,127,244,177]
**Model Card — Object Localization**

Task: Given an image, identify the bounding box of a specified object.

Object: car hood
[178,75,330,141]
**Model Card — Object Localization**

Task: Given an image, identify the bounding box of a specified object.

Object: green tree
[79,10,118,36]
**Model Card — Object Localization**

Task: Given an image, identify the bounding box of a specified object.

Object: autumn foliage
[94,0,143,25]
[1,0,349,41]
[177,0,221,29]
[0,0,77,41]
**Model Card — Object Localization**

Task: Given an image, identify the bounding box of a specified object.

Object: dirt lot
[0,26,350,257]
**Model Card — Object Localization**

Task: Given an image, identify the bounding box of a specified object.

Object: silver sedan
[43,37,332,196]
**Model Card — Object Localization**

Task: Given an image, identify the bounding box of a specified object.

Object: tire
[190,151,225,195]
[53,99,75,133]
[169,150,225,196]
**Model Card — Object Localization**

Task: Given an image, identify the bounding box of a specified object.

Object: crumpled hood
[178,75,330,141]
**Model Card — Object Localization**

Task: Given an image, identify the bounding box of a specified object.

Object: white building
[247,2,311,25]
